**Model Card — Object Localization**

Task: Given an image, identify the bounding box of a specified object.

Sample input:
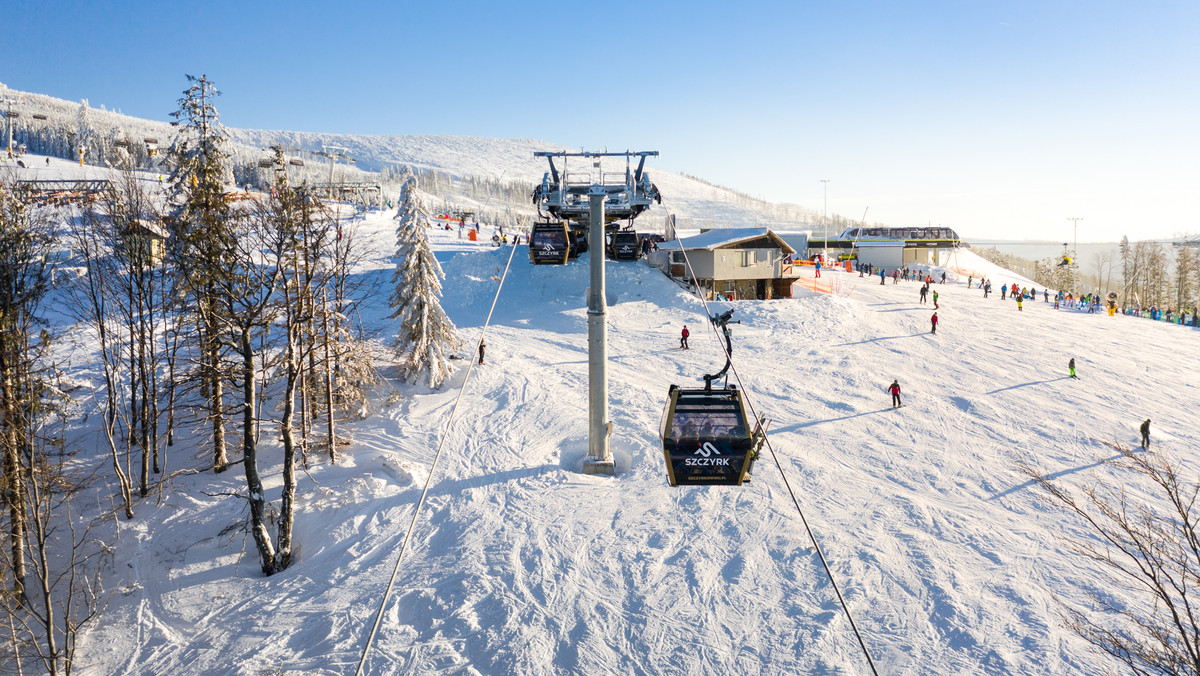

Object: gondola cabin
[529,221,572,265]
[660,385,758,486]
[607,230,640,260]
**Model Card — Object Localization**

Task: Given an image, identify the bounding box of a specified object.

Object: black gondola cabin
[660,385,757,486]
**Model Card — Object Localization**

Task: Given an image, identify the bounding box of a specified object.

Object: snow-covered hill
[65,204,1198,674]
[1,83,817,231]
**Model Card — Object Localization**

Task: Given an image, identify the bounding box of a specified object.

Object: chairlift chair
[659,310,766,486]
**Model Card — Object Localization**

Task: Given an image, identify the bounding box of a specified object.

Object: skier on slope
[1001,284,1008,300]
[919,284,928,304]
[1140,419,1151,448]
[888,380,902,408]
[478,340,486,365]
[680,325,690,350]
[932,290,939,309]
[1068,357,1077,379]
[930,312,939,334]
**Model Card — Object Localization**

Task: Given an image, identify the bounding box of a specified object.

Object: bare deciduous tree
[1023,444,1200,675]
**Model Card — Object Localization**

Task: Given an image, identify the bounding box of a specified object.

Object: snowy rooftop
[659,227,794,252]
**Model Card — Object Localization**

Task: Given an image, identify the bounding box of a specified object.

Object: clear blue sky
[3,0,1197,241]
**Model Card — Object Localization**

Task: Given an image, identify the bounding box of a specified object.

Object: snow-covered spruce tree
[389,171,459,389]
[164,74,235,472]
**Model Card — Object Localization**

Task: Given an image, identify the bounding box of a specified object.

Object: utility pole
[820,179,830,261]
[3,100,16,158]
[320,145,353,199]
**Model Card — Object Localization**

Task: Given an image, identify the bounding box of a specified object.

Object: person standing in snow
[1140,419,1151,448]
[919,285,928,304]
[880,269,886,285]
[1068,357,1077,379]
[888,380,902,408]
[967,276,973,289]
[814,259,822,278]
[940,272,947,284]
[478,340,486,365]
[1016,296,1023,311]
[984,281,991,298]
[932,290,939,309]
[680,325,690,350]
[930,312,939,334]
[1001,284,1008,300]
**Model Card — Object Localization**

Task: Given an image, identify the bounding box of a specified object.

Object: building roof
[660,228,795,254]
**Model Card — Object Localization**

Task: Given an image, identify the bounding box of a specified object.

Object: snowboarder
[888,380,902,408]
[1140,419,1151,448]
[1068,358,1077,379]
[478,340,486,365]
[1016,296,1023,311]
[680,325,690,350]
[930,312,938,334]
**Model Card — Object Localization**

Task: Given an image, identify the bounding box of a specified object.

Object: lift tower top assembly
[532,150,661,226]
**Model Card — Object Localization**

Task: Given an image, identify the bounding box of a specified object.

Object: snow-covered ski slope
[73,208,1198,675]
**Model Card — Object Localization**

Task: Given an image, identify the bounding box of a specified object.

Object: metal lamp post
[820,179,830,260]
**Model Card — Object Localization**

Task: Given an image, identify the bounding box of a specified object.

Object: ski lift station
[808,226,962,269]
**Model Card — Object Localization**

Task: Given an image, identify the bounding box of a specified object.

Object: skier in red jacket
[888,380,902,407]
[680,325,690,350]
[931,312,939,334]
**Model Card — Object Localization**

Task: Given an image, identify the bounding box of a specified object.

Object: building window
[742,250,757,267]
[672,252,685,264]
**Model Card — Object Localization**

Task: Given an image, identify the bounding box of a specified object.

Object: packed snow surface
[67,209,1197,675]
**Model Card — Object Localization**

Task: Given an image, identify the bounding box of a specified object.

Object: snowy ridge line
[676,244,881,674]
[354,243,521,675]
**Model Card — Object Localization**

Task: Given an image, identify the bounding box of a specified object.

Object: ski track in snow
[64,207,1200,675]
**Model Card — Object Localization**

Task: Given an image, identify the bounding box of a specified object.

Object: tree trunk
[276,326,299,570]
[239,328,277,575]
[206,300,228,472]
[321,289,336,463]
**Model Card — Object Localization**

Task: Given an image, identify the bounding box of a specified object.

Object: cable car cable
[672,240,880,676]
[355,240,520,676]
